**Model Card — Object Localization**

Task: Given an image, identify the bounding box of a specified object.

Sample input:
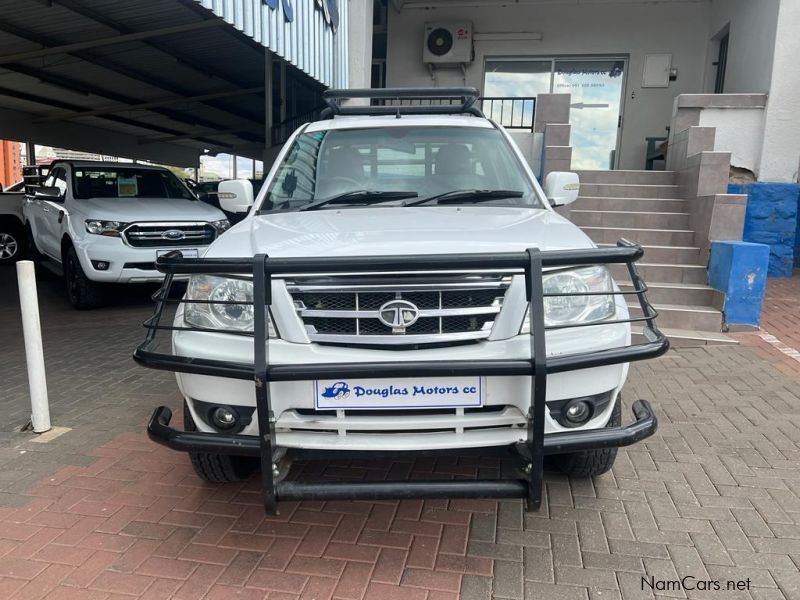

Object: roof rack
[320,87,484,119]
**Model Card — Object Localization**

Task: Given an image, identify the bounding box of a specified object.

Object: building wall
[758,0,800,184]
[386,1,712,170]
[0,140,22,188]
[699,107,764,174]
[705,0,780,94]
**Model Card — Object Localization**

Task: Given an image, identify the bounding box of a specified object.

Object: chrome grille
[123,222,216,248]
[287,274,511,346]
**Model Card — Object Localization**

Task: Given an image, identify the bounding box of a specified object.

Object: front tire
[0,224,22,264]
[64,245,104,309]
[553,395,621,478]
[184,401,256,483]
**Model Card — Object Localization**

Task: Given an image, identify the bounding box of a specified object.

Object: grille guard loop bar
[147,400,658,459]
[133,240,668,513]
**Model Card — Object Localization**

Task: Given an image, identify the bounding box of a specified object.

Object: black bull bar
[133,241,668,513]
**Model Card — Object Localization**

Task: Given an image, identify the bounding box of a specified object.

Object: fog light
[210,406,238,430]
[563,399,592,426]
[91,260,109,271]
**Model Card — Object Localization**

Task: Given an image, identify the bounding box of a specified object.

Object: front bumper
[148,399,657,457]
[133,243,668,512]
[73,233,206,283]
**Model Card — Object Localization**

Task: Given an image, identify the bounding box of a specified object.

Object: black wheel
[184,401,257,483]
[63,245,105,309]
[0,223,22,264]
[553,396,622,478]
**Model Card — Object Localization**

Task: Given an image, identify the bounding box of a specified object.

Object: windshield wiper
[404,189,524,207]
[299,190,418,212]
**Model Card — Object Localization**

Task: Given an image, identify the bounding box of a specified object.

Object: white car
[135,88,667,512]
[0,180,25,264]
[23,161,229,308]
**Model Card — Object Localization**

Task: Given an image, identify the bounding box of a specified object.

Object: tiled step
[571,209,691,230]
[633,326,737,347]
[578,183,681,199]
[628,302,722,332]
[581,226,696,247]
[575,169,677,185]
[610,262,707,284]
[598,243,701,265]
[618,281,717,307]
[575,196,687,213]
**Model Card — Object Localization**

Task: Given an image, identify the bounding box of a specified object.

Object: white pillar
[348,0,373,89]
[759,0,800,182]
[16,261,51,433]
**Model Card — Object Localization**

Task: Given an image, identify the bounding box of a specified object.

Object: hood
[76,196,226,223]
[207,206,594,258]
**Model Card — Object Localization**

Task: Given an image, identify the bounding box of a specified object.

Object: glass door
[553,59,626,170]
[483,57,627,170]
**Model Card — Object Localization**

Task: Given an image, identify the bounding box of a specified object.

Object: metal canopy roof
[0,0,279,165]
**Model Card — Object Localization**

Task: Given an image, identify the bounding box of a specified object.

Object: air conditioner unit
[423,22,473,65]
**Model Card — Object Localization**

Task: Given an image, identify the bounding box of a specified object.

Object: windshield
[259,126,542,211]
[72,168,195,201]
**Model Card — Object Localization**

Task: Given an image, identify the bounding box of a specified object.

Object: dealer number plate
[157,248,198,258]
[314,377,482,410]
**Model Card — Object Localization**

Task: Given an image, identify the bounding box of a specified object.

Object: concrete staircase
[571,169,736,347]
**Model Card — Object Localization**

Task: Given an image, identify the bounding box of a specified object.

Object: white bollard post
[16,260,51,433]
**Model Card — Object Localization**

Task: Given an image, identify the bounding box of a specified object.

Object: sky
[199,154,264,181]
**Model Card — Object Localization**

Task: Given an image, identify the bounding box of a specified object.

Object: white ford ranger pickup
[23,160,229,308]
[134,88,668,513]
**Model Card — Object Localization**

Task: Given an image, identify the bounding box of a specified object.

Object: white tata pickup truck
[135,88,667,513]
[23,161,229,308]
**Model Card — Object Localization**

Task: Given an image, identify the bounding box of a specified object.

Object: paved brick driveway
[1,265,799,599]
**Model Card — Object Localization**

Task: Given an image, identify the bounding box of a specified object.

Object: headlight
[211,219,231,233]
[520,266,615,332]
[184,275,276,336]
[85,220,128,237]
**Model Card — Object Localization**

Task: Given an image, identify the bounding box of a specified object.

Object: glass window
[553,59,626,170]
[71,168,195,200]
[52,168,67,196]
[484,60,552,98]
[261,126,540,211]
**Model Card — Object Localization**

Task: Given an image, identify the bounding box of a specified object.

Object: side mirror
[33,186,63,202]
[217,179,254,214]
[544,172,580,207]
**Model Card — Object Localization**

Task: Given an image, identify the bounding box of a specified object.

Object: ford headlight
[85,220,128,237]
[211,219,231,233]
[520,266,615,332]
[184,275,276,336]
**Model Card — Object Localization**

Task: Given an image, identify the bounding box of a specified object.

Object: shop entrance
[484,57,627,170]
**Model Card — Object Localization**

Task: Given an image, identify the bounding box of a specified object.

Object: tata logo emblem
[162,229,185,241]
[378,299,420,332]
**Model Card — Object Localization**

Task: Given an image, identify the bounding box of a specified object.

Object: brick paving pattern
[1,265,799,599]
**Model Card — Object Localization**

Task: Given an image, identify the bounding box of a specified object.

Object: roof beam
[51,0,264,92]
[33,86,265,123]
[49,0,266,124]
[0,84,229,149]
[0,19,265,143]
[140,127,257,144]
[0,19,226,65]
